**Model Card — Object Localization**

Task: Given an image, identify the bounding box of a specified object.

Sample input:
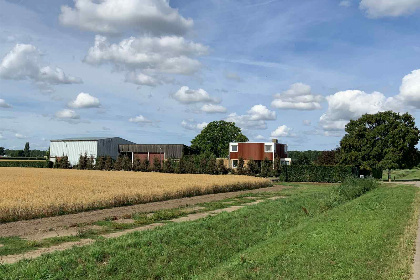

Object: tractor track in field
[0,185,289,239]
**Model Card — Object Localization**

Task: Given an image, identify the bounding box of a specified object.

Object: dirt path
[0,185,288,238]
[0,198,280,264]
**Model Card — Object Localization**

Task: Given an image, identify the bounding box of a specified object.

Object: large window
[264,144,273,152]
[232,159,238,168]
[231,144,238,152]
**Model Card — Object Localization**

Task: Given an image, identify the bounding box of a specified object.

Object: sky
[1,0,420,151]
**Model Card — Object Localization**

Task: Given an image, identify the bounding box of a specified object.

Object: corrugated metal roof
[51,137,118,142]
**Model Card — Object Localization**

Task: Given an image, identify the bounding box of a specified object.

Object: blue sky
[1,0,420,151]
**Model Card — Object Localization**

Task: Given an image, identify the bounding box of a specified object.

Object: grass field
[0,168,270,222]
[382,167,420,181]
[0,182,418,279]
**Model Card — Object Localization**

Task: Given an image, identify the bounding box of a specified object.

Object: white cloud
[271,83,323,110]
[68,92,100,109]
[129,115,153,124]
[340,1,351,7]
[0,133,3,139]
[303,120,311,126]
[226,105,276,130]
[59,0,193,36]
[319,90,392,131]
[84,35,208,77]
[0,44,82,90]
[172,86,220,104]
[181,119,208,131]
[395,69,420,108]
[271,125,293,137]
[360,0,420,18]
[125,72,161,87]
[255,135,266,140]
[55,109,80,119]
[201,104,227,113]
[0,99,11,108]
[15,133,26,139]
[225,71,241,82]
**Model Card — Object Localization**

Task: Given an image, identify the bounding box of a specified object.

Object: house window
[264,144,273,152]
[232,159,238,168]
[231,144,238,152]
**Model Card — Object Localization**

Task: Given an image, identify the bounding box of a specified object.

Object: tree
[315,149,340,166]
[0,147,4,156]
[293,153,311,165]
[237,157,245,175]
[190,120,248,158]
[340,111,420,173]
[24,142,30,157]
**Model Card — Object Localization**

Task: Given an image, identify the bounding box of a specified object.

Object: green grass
[0,182,417,280]
[382,167,420,180]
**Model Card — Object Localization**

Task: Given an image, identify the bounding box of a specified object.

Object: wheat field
[0,168,271,222]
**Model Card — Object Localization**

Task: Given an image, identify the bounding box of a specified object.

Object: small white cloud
[0,99,11,108]
[255,135,266,140]
[129,115,153,124]
[68,92,100,109]
[15,133,26,139]
[0,44,82,91]
[125,72,161,87]
[225,72,242,82]
[59,0,194,36]
[201,104,227,114]
[271,125,294,137]
[271,83,323,110]
[55,109,80,119]
[339,1,351,7]
[181,119,208,131]
[247,105,276,121]
[226,105,276,130]
[173,86,220,104]
[360,0,420,18]
[303,120,311,126]
[0,133,3,139]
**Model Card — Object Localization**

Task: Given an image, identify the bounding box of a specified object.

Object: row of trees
[0,142,47,158]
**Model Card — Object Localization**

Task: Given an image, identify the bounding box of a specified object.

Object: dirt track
[0,185,288,238]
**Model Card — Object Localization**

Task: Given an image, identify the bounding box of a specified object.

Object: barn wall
[97,137,134,160]
[50,141,98,166]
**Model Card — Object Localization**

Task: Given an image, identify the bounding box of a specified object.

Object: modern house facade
[228,139,291,168]
[50,137,134,166]
[119,144,189,163]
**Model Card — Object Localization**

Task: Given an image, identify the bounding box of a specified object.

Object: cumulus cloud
[201,104,227,114]
[303,120,311,126]
[255,135,266,140]
[319,90,392,131]
[55,109,80,119]
[59,0,193,36]
[0,99,11,108]
[360,0,420,18]
[173,86,220,104]
[181,119,208,131]
[125,72,161,87]
[68,92,100,109]
[225,71,241,82]
[0,44,82,90]
[15,133,26,139]
[394,69,420,108]
[226,105,276,130]
[271,125,294,137]
[84,35,208,76]
[129,115,153,124]
[271,83,323,110]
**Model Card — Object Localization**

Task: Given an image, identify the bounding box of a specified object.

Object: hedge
[278,165,357,183]
[0,161,52,168]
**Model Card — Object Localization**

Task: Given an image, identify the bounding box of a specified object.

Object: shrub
[96,156,105,170]
[104,156,113,171]
[133,158,141,172]
[0,160,52,168]
[246,159,259,176]
[237,157,245,175]
[121,155,132,171]
[278,165,355,183]
[152,157,162,172]
[77,154,88,170]
[260,157,272,177]
[114,156,123,171]
[217,159,228,175]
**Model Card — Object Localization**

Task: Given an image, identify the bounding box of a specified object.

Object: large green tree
[23,142,30,157]
[340,111,420,171]
[191,120,248,157]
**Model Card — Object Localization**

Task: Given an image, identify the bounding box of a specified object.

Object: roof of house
[50,137,119,142]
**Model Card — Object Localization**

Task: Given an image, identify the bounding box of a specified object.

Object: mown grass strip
[200,185,419,280]
[0,185,332,279]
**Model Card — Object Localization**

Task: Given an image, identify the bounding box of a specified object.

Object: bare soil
[0,185,288,239]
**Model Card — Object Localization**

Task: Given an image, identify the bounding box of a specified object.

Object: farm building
[229,139,291,168]
[50,137,135,166]
[119,144,190,163]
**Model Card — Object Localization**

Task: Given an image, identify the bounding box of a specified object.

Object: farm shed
[50,137,135,166]
[119,144,189,163]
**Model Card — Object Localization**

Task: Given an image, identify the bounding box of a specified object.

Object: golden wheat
[0,168,271,222]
